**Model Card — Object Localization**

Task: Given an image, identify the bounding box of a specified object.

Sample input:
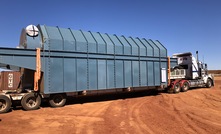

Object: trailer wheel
[0,95,12,114]
[181,81,189,92]
[173,82,181,93]
[206,79,212,88]
[21,93,41,111]
[49,94,66,107]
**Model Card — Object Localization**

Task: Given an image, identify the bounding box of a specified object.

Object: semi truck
[167,51,214,93]
[0,25,214,113]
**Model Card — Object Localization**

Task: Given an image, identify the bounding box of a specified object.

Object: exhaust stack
[196,51,201,78]
[196,51,199,64]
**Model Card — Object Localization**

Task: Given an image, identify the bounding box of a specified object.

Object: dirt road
[0,77,221,134]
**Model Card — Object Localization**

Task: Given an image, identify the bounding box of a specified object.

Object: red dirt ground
[0,77,221,134]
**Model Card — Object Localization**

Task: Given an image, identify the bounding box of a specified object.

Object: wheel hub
[27,99,36,107]
[55,98,62,104]
[29,100,34,104]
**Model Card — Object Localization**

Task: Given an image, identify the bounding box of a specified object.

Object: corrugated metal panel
[91,32,106,54]
[118,36,131,55]
[64,58,76,92]
[125,37,139,56]
[153,40,167,57]
[45,26,63,50]
[107,60,115,88]
[140,39,154,57]
[15,25,179,94]
[82,31,97,53]
[147,62,154,86]
[77,59,87,90]
[100,33,114,54]
[98,60,106,89]
[59,27,76,51]
[145,39,160,57]
[71,29,87,52]
[124,61,132,87]
[140,61,147,86]
[109,34,123,55]
[132,38,146,56]
[88,59,97,89]
[35,25,167,58]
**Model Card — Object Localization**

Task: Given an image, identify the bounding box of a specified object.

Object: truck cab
[168,51,214,93]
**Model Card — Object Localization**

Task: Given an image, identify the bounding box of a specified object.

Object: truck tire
[181,81,189,92]
[206,79,212,88]
[173,82,181,93]
[21,93,41,111]
[0,95,12,114]
[49,94,66,107]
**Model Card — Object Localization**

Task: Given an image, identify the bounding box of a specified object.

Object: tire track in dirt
[103,96,157,134]
[168,94,208,134]
[161,87,221,134]
[103,99,130,134]
[67,101,112,134]
[127,98,155,134]
[158,94,198,134]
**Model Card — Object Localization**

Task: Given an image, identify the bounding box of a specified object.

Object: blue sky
[0,0,220,69]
